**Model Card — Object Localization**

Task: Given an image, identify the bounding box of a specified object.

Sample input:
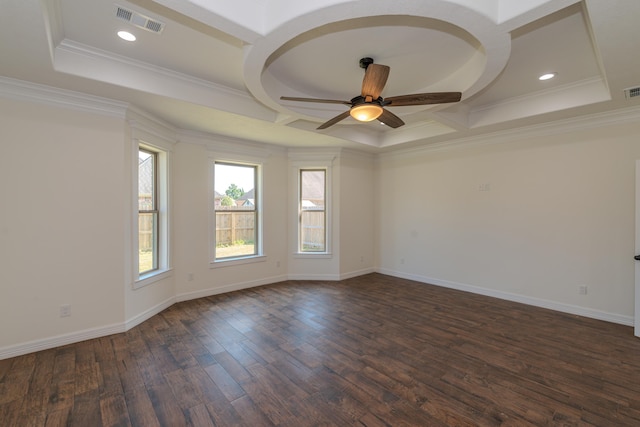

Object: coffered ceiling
[1,0,639,151]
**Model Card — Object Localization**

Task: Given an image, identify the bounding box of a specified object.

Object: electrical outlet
[578,285,588,295]
[60,304,71,317]
[187,273,194,281]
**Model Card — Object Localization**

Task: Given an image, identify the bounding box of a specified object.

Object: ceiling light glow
[117,31,136,41]
[350,104,383,122]
[539,72,556,81]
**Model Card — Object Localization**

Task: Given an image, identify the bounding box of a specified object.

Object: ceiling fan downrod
[359,57,374,70]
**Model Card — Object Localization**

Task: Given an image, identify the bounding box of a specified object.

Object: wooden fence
[139,213,154,251]
[213,211,325,249]
[216,212,256,245]
[301,210,325,250]
[141,211,325,250]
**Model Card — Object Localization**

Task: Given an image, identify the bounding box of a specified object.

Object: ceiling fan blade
[317,110,351,129]
[378,109,405,128]
[384,92,462,106]
[361,64,390,99]
[281,96,351,106]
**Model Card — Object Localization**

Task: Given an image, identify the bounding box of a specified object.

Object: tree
[225,183,244,200]
[220,195,234,206]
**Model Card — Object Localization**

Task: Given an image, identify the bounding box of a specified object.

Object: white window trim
[132,140,172,289]
[209,155,265,266]
[210,255,267,268]
[290,151,336,257]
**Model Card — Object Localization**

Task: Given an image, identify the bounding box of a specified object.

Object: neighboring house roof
[237,188,255,201]
[138,155,153,196]
[301,171,324,201]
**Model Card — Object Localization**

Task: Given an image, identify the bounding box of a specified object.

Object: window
[299,169,326,252]
[214,162,259,260]
[138,149,158,274]
[129,110,173,287]
[134,141,170,287]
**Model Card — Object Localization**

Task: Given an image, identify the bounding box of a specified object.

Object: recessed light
[539,72,556,81]
[117,31,136,42]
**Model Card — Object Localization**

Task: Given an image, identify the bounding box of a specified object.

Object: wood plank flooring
[2,273,640,426]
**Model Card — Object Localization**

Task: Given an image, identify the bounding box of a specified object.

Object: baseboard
[175,274,289,302]
[125,296,176,330]
[8,268,626,361]
[377,268,634,327]
[340,267,376,280]
[0,322,125,360]
[286,273,342,281]
[1,296,178,361]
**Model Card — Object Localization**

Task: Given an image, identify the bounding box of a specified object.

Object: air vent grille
[115,5,164,34]
[116,7,132,21]
[624,86,640,100]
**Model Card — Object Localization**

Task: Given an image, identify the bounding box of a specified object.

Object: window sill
[133,268,173,290]
[293,252,333,259]
[210,255,267,269]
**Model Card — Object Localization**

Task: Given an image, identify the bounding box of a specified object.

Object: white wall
[124,114,177,328]
[377,120,640,324]
[172,135,290,300]
[3,81,638,359]
[0,98,127,349]
[0,90,377,358]
[340,150,376,277]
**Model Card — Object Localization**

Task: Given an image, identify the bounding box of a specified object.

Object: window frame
[138,148,159,274]
[289,153,334,258]
[299,168,327,253]
[133,141,172,288]
[210,159,265,267]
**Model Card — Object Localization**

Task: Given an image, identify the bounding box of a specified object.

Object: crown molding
[57,39,252,102]
[288,147,342,163]
[54,39,275,122]
[0,76,128,118]
[127,106,177,148]
[468,77,610,128]
[380,104,640,160]
[179,129,277,160]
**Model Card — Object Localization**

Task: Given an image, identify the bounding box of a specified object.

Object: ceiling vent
[115,5,164,34]
[624,86,640,100]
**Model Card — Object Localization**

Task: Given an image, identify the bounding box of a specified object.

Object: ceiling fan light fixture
[350,104,383,122]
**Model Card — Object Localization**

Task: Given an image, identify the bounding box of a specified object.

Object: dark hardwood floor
[2,273,640,426]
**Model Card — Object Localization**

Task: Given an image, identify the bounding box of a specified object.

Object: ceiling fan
[280,57,462,130]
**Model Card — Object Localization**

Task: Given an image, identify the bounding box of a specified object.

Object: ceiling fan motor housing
[350,95,383,107]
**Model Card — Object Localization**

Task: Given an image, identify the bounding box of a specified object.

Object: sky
[214,163,255,194]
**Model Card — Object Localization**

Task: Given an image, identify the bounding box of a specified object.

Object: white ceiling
[1,0,639,152]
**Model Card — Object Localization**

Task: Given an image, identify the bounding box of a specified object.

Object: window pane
[215,211,256,258]
[139,150,154,210]
[139,212,157,273]
[300,170,326,252]
[215,163,255,211]
[301,170,325,209]
[301,211,325,251]
[214,162,258,259]
[139,149,157,274]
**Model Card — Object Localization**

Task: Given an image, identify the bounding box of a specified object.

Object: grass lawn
[139,251,153,273]
[216,244,255,258]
